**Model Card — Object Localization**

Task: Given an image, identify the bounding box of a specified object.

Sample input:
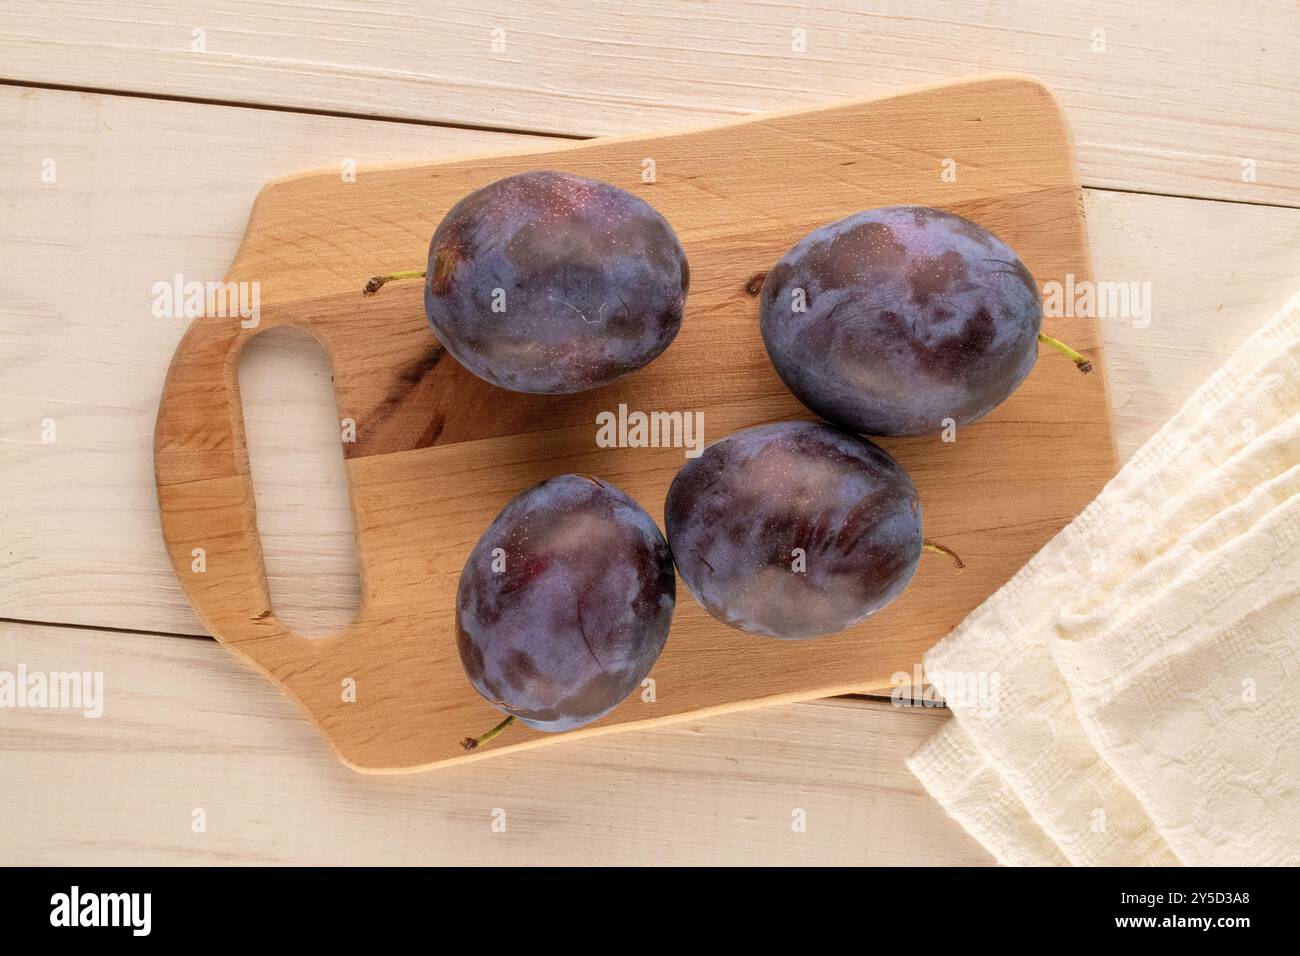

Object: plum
[759,206,1089,437]
[456,474,675,744]
[664,421,940,640]
[368,171,689,394]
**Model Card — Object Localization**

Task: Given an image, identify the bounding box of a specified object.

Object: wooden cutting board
[154,75,1117,773]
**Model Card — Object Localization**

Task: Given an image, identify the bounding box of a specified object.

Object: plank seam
[0,616,211,642]
[0,77,587,141]
[2,78,1296,213]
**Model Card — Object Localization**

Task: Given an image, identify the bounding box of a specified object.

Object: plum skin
[424,171,689,395]
[759,205,1043,436]
[456,474,676,732]
[663,421,922,640]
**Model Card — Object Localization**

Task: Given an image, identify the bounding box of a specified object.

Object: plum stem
[461,714,516,751]
[363,269,426,296]
[1038,332,1093,374]
[922,539,965,572]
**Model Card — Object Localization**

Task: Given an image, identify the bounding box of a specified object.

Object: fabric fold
[908,291,1300,866]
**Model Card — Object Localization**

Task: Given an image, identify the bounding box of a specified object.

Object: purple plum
[664,421,923,640]
[760,205,1085,437]
[457,474,675,734]
[423,171,689,394]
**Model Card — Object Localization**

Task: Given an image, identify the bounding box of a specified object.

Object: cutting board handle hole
[238,326,362,638]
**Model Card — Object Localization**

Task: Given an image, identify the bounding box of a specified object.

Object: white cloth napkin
[908,292,1300,866]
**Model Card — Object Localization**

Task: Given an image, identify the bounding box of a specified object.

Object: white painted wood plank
[2,85,1298,638]
[0,620,987,865]
[1086,190,1300,459]
[0,85,546,635]
[0,0,1296,205]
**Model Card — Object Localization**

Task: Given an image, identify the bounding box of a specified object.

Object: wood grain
[0,85,546,635]
[1,0,1296,206]
[1086,189,1300,460]
[0,620,990,865]
[0,2,1295,864]
[153,76,1117,771]
[3,84,1296,642]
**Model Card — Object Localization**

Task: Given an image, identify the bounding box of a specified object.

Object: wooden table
[2,0,1297,866]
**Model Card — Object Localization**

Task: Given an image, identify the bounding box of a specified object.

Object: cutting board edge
[235,72,1069,216]
[158,74,1118,772]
